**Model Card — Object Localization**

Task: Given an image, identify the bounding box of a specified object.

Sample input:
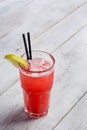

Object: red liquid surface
[19,58,54,117]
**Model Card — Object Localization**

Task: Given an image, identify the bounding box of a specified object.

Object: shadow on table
[3,107,37,130]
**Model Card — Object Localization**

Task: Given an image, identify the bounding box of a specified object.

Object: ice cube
[40,60,51,70]
[28,58,51,71]
[28,58,42,71]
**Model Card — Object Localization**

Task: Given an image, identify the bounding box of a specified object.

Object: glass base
[23,91,50,118]
[25,109,48,118]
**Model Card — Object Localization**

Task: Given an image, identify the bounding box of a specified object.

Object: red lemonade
[19,51,55,118]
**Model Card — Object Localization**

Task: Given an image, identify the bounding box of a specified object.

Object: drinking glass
[19,50,55,118]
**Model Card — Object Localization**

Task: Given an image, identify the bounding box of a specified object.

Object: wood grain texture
[0,0,87,130]
[54,93,87,130]
[0,0,86,37]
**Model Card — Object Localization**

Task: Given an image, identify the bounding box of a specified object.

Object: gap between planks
[0,0,87,41]
[0,78,19,96]
[51,91,87,130]
[51,24,87,53]
[0,0,35,39]
[33,0,87,40]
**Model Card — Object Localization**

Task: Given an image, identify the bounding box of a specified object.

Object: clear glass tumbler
[19,50,55,118]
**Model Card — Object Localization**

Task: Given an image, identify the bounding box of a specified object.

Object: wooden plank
[32,3,87,52]
[53,93,87,130]
[0,61,19,95]
[60,26,87,55]
[0,0,87,60]
[0,0,86,37]
[0,0,33,37]
[0,42,87,129]
[0,82,23,130]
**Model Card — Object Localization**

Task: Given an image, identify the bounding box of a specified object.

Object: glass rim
[20,50,55,73]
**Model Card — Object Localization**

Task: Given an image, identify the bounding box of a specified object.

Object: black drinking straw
[27,32,32,60]
[22,33,32,60]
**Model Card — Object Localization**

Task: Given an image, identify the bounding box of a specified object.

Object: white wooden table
[0,0,87,130]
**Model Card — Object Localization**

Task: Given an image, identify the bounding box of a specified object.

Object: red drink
[19,51,55,118]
